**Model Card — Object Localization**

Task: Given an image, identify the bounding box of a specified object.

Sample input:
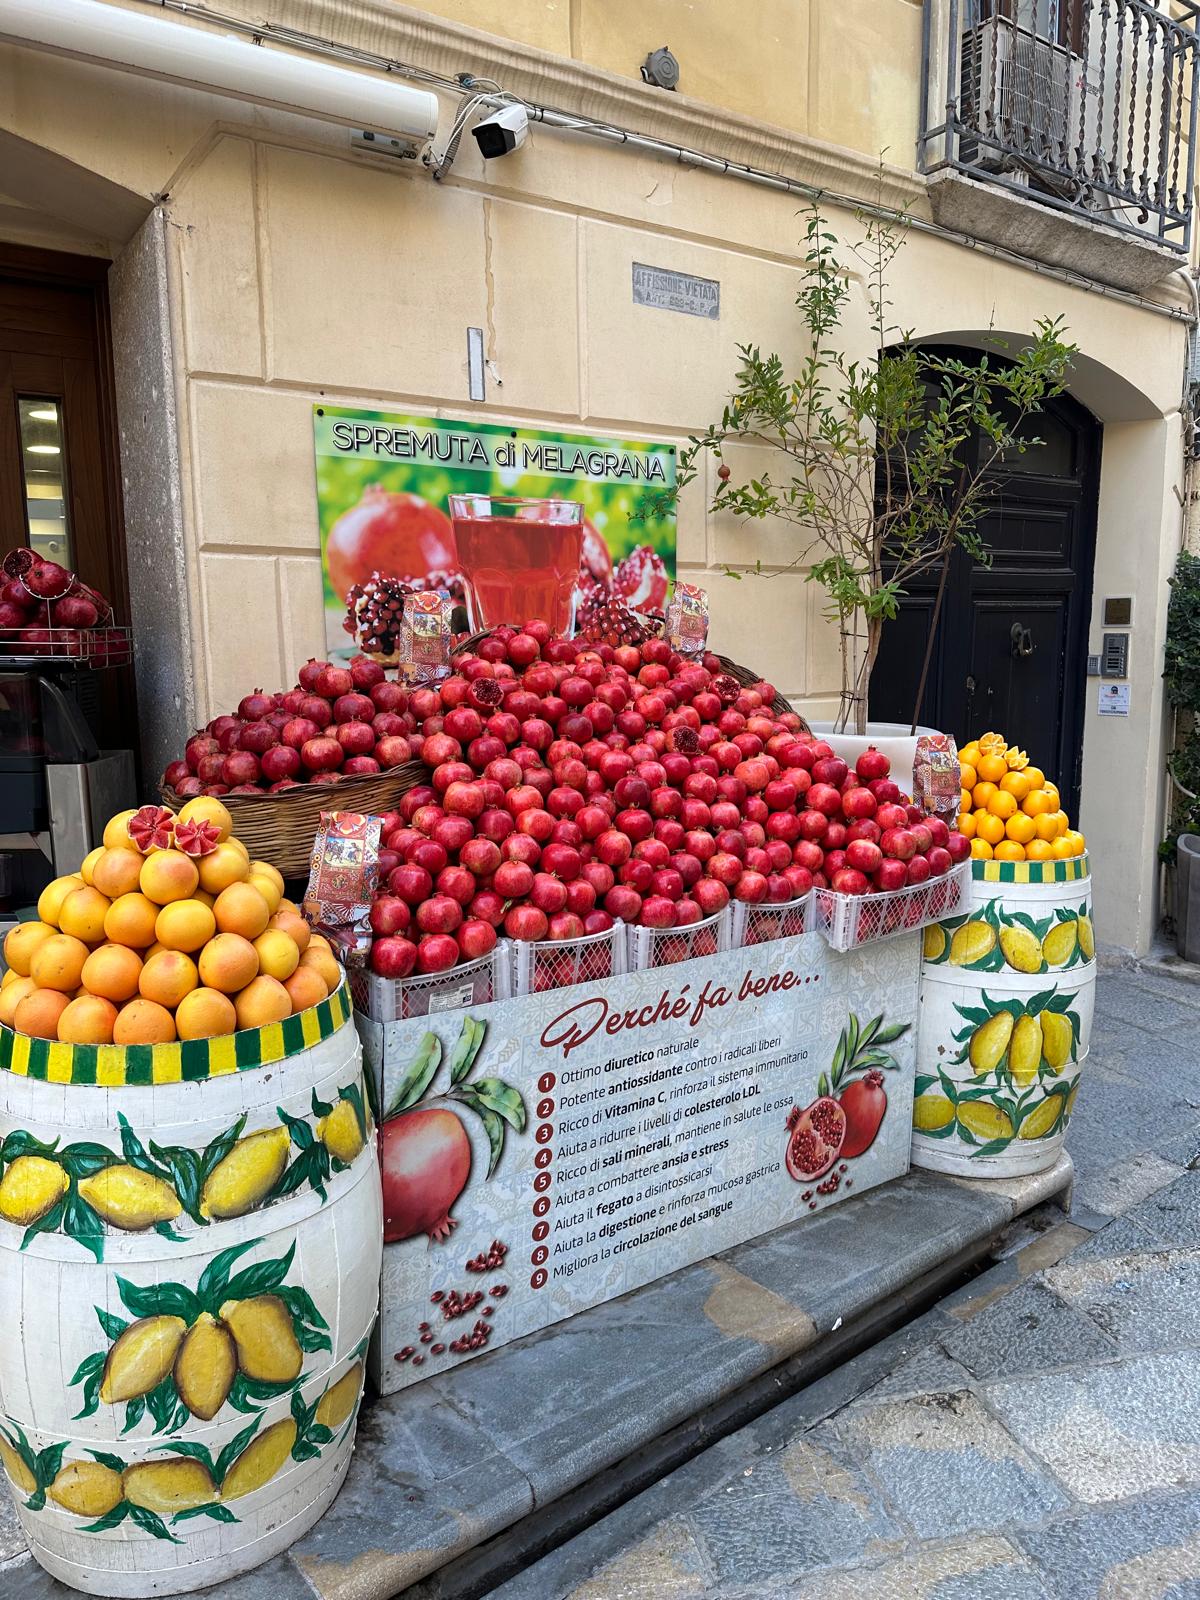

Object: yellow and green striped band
[973,854,1090,885]
[0,979,350,1086]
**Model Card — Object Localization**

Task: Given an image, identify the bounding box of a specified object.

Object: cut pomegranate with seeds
[126,804,176,853]
[784,1095,846,1182]
[173,817,222,857]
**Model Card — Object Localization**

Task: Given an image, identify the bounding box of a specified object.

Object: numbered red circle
[531,1245,548,1266]
[531,1268,548,1289]
[536,1097,555,1119]
[535,1148,553,1170]
[535,1123,554,1145]
[538,1072,556,1093]
[533,1171,552,1192]
[533,1196,550,1217]
[532,1221,549,1242]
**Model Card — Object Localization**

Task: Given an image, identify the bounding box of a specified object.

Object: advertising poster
[357,931,920,1395]
[312,408,677,657]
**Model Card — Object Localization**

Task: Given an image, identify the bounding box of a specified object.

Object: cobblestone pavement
[490,966,1200,1600]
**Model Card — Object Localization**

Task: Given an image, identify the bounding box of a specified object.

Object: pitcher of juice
[449,495,584,634]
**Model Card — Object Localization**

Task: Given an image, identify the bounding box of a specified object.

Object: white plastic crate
[627,906,732,970]
[730,892,814,948]
[349,945,510,1021]
[509,922,628,994]
[814,860,970,952]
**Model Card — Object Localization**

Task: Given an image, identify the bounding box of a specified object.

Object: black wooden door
[870,375,1100,820]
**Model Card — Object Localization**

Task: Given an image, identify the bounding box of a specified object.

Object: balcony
[920,0,1200,291]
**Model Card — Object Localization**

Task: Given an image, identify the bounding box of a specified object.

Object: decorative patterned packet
[398,591,452,684]
[666,582,709,658]
[914,733,961,820]
[303,812,382,952]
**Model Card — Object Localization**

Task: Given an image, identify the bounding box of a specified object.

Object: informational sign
[1097,682,1131,716]
[632,262,721,319]
[312,408,676,655]
[358,931,920,1395]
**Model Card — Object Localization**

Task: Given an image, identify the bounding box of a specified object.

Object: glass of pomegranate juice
[449,496,584,635]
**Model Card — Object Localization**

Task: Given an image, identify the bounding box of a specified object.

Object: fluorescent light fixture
[27,407,58,421]
[0,0,440,141]
[26,445,61,455]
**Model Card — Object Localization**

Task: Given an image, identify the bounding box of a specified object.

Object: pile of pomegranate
[162,657,417,797]
[0,547,118,650]
[363,621,969,980]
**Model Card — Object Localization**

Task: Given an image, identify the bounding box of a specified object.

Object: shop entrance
[869,365,1100,820]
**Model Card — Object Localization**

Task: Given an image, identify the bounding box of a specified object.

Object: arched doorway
[870,357,1101,821]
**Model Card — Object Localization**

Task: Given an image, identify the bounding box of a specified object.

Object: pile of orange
[956,733,1087,864]
[0,799,342,1044]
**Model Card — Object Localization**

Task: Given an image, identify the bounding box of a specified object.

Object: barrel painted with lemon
[0,979,381,1598]
[912,855,1094,1177]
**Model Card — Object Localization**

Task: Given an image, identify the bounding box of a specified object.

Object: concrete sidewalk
[482,964,1200,1600]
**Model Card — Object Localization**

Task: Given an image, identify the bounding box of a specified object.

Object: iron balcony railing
[921,0,1200,251]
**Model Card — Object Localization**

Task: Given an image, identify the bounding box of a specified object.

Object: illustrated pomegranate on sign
[839,1069,888,1158]
[325,487,459,601]
[785,1096,846,1181]
[784,1013,911,1194]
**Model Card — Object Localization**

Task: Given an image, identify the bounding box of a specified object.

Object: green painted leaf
[72,1369,103,1421]
[95,1308,129,1342]
[310,1088,334,1120]
[57,1143,115,1179]
[385,1033,442,1118]
[153,1439,217,1474]
[196,1238,266,1310]
[127,1504,181,1543]
[173,1502,238,1525]
[222,1241,297,1306]
[121,1396,145,1434]
[70,1349,107,1385]
[80,1502,131,1534]
[0,1130,58,1163]
[118,1115,173,1183]
[144,1376,180,1436]
[116,1276,201,1325]
[20,1197,65,1254]
[197,1115,247,1184]
[278,1108,314,1152]
[214,1416,263,1486]
[88,1450,127,1473]
[469,1078,526,1133]
[276,1282,328,1332]
[449,1017,487,1085]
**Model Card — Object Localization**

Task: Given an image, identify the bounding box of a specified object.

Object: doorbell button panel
[1101,633,1129,679]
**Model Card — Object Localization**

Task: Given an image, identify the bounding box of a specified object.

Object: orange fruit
[1051,836,1074,860]
[114,998,176,1045]
[193,889,215,909]
[175,987,238,1040]
[1005,813,1037,845]
[248,873,282,915]
[959,762,977,791]
[1023,766,1045,789]
[79,846,105,887]
[1043,784,1061,809]
[198,842,251,895]
[3,921,57,977]
[139,950,198,1009]
[155,899,217,953]
[0,967,16,989]
[91,849,145,900]
[13,988,72,1039]
[972,782,998,811]
[197,933,259,994]
[58,887,112,944]
[1033,813,1061,843]
[102,810,141,852]
[976,753,1008,784]
[104,893,161,948]
[278,897,299,914]
[993,840,1026,861]
[957,812,977,840]
[30,934,90,993]
[1025,839,1053,861]
[249,861,284,894]
[214,882,271,940]
[307,933,332,953]
[176,796,233,844]
[1022,789,1054,817]
[81,944,143,1004]
[986,791,1018,822]
[976,813,1006,847]
[299,944,341,992]
[140,851,199,906]
[269,910,311,952]
[1051,809,1069,836]
[37,875,83,927]
[959,741,981,767]
[1063,829,1086,857]
[970,839,994,860]
[253,928,300,981]
[960,788,972,814]
[58,995,119,1045]
[227,836,250,861]
[283,966,328,1013]
[0,976,37,1027]
[234,975,292,1029]
[999,772,1031,801]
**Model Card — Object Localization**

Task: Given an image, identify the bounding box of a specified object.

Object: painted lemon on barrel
[173,1312,238,1421]
[0,1437,35,1495]
[1019,1095,1067,1141]
[316,1362,363,1430]
[199,1127,291,1220]
[913,1094,956,1132]
[950,921,996,966]
[1009,1014,1044,1086]
[999,926,1043,974]
[220,1418,297,1501]
[317,1100,365,1164]
[957,1102,1015,1141]
[100,1315,187,1405]
[219,1295,302,1383]
[0,1156,68,1226]
[969,1012,1014,1075]
[923,925,947,961]
[1078,913,1095,962]
[1042,921,1079,967]
[122,1458,215,1514]
[48,1461,124,1518]
[1041,1012,1074,1071]
[77,1165,182,1231]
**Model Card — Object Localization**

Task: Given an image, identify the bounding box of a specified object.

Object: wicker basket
[161,760,426,878]
[453,632,806,727]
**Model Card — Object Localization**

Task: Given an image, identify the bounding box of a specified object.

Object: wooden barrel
[0,981,380,1598]
[911,854,1094,1177]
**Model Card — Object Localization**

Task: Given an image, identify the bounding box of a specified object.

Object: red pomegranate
[325,487,458,601]
[380,1108,472,1243]
[838,1071,888,1158]
[784,1095,846,1181]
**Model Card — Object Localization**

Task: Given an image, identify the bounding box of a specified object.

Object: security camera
[472,104,529,159]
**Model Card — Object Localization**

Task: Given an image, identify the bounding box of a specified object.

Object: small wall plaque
[632,262,720,319]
